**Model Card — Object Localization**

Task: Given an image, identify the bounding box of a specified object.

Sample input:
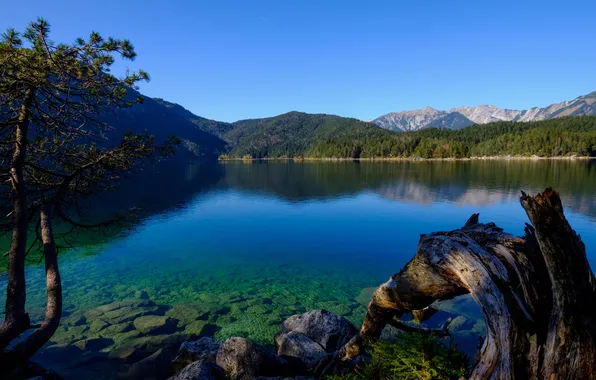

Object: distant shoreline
[218,155,596,162]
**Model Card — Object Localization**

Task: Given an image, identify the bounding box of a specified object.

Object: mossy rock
[165,304,209,325]
[133,316,177,335]
[51,325,90,345]
[62,312,86,327]
[89,319,110,333]
[184,320,207,335]
[215,314,237,325]
[110,329,143,345]
[100,322,135,338]
[102,306,161,324]
[74,337,113,351]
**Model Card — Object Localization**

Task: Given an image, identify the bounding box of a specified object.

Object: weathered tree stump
[330,188,596,379]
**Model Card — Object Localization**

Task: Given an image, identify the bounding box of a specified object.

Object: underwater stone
[74,337,114,351]
[102,306,161,324]
[100,322,135,337]
[165,304,209,325]
[133,316,177,335]
[51,325,89,345]
[117,348,170,380]
[116,333,196,353]
[184,320,208,336]
[168,360,226,380]
[108,346,147,364]
[89,319,110,333]
[214,314,237,325]
[110,329,143,345]
[275,310,357,352]
[171,337,221,373]
[276,331,327,371]
[62,312,86,327]
[447,315,470,331]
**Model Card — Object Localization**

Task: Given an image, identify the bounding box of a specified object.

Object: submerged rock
[167,360,225,380]
[275,310,357,352]
[100,322,135,338]
[73,337,113,351]
[117,348,170,380]
[171,337,221,373]
[166,304,210,325]
[133,316,177,335]
[89,319,109,333]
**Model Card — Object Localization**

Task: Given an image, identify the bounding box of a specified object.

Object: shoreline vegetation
[218,155,596,162]
[217,115,596,160]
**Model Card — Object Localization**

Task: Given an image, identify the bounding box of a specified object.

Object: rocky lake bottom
[2,160,595,379]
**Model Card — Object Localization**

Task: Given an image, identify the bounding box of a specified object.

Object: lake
[1,159,596,378]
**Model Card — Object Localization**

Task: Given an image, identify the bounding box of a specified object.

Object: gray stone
[134,316,177,334]
[171,337,220,373]
[276,331,327,370]
[216,337,286,380]
[275,310,357,352]
[167,360,225,380]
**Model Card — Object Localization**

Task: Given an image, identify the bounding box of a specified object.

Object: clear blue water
[1,160,595,378]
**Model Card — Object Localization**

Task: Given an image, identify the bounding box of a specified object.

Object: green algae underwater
[1,160,596,378]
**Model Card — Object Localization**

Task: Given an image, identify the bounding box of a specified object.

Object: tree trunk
[0,205,62,375]
[333,188,596,379]
[0,87,35,349]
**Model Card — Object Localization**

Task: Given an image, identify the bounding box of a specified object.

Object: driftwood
[326,188,596,379]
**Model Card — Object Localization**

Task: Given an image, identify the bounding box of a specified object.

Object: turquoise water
[1,160,595,378]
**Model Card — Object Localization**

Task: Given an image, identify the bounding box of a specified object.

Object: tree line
[306,116,596,159]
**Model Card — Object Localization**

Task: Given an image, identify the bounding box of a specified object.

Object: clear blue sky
[2,1,595,122]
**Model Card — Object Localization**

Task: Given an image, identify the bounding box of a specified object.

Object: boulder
[167,360,225,380]
[171,337,220,373]
[133,316,177,334]
[215,337,287,379]
[276,331,327,371]
[275,310,357,352]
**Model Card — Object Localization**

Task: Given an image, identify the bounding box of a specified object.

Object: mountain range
[100,90,596,159]
[373,91,596,132]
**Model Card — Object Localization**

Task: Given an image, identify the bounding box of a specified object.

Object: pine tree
[0,18,176,373]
